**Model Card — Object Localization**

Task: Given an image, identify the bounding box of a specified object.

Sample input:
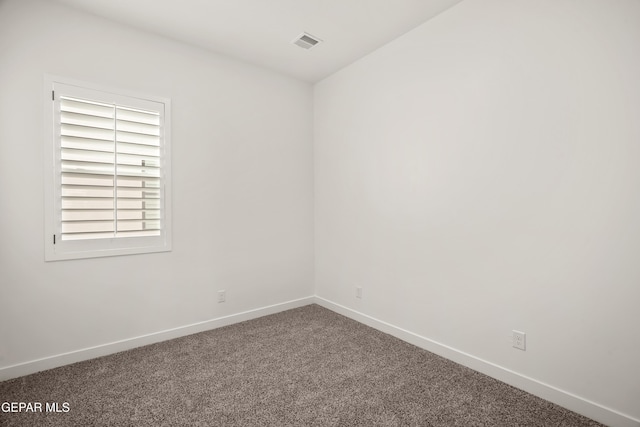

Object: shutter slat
[62,148,114,165]
[61,98,113,118]
[117,188,160,199]
[62,161,115,175]
[117,176,160,188]
[62,124,114,141]
[117,220,161,231]
[113,230,161,238]
[116,107,159,125]
[117,210,160,220]
[117,141,160,157]
[62,173,114,187]
[62,221,115,233]
[62,232,117,241]
[62,199,115,210]
[116,153,160,167]
[116,119,159,136]
[62,111,114,130]
[62,186,114,198]
[116,164,160,178]
[62,210,114,221]
[116,131,159,146]
[62,136,114,153]
[117,199,160,209]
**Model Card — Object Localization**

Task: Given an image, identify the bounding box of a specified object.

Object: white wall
[315,0,640,425]
[0,0,313,372]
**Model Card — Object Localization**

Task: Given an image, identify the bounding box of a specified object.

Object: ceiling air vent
[292,32,322,50]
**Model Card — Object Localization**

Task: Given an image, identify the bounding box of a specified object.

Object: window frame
[44,75,172,261]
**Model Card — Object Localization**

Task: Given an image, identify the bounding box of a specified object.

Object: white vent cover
[292,32,322,50]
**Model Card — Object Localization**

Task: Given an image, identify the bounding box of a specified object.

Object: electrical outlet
[217,290,226,303]
[512,330,526,351]
[356,286,362,299]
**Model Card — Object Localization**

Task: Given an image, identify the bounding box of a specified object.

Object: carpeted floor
[1,304,604,426]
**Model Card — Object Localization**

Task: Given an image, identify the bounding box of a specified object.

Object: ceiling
[52,0,464,83]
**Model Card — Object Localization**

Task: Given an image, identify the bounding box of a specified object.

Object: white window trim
[44,75,172,261]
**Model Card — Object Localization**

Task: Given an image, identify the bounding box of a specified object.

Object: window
[44,76,172,261]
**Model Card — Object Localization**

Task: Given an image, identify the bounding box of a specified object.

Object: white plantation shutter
[45,77,171,261]
[59,97,162,240]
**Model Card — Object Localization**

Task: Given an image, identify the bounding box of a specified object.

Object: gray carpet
[1,304,604,426]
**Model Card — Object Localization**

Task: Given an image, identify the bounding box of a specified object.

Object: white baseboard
[314,296,640,427]
[0,296,315,382]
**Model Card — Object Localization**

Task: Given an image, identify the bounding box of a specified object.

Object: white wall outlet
[513,330,526,351]
[217,290,226,303]
[356,286,362,299]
